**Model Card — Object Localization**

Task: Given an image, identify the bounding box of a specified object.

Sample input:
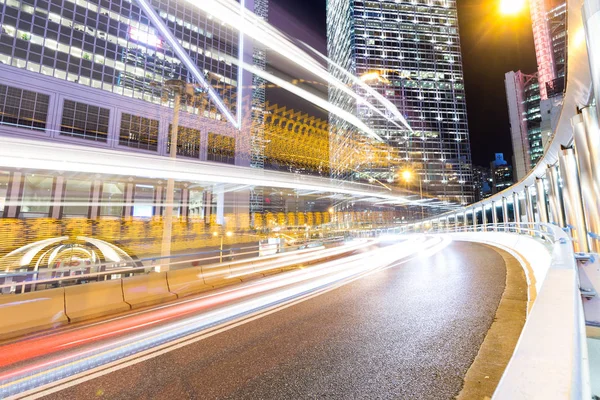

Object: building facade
[326,0,474,205]
[490,153,513,194]
[505,71,542,181]
[0,0,267,220]
[504,0,567,180]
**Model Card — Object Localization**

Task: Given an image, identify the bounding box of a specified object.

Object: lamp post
[213,231,233,263]
[157,79,206,271]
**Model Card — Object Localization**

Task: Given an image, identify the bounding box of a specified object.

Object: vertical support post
[3,171,24,218]
[534,178,549,223]
[49,175,65,219]
[572,111,600,252]
[464,211,468,229]
[88,179,102,220]
[559,147,590,253]
[513,191,521,233]
[546,165,565,227]
[472,207,477,231]
[481,204,487,232]
[524,186,535,226]
[583,1,600,122]
[161,84,183,272]
[502,196,509,231]
[492,201,498,228]
[122,181,134,218]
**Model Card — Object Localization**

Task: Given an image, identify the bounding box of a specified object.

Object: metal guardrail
[426,222,590,399]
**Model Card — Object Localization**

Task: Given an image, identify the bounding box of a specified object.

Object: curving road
[42,241,509,399]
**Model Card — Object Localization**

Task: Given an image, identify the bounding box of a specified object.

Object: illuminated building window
[207,132,235,165]
[60,100,110,142]
[63,179,92,216]
[167,124,201,158]
[119,113,159,151]
[100,182,125,217]
[0,84,49,131]
[20,174,53,217]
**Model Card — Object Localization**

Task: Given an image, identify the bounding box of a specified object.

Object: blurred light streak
[190,0,409,140]
[0,236,446,396]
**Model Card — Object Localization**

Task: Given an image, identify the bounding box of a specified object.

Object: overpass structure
[0,0,599,398]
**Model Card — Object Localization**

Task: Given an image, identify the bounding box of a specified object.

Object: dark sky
[267,0,537,167]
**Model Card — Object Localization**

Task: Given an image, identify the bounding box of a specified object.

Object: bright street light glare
[402,170,412,182]
[499,0,525,15]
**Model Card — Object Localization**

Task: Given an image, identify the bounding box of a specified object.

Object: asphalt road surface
[45,241,508,400]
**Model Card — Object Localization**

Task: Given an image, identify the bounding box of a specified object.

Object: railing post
[559,147,590,253]
[513,192,521,233]
[524,186,535,229]
[546,165,565,227]
[502,196,509,232]
[481,204,487,232]
[535,178,549,224]
[572,111,600,252]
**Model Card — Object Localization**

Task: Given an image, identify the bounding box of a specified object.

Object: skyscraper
[504,0,566,180]
[0,0,266,220]
[326,0,474,205]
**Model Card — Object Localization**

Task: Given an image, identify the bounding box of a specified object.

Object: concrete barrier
[122,272,177,309]
[64,280,130,322]
[0,287,68,339]
[167,268,213,298]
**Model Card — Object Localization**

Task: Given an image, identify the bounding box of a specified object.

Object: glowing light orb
[499,0,525,15]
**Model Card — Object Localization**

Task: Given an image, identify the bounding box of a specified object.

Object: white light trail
[189,0,410,141]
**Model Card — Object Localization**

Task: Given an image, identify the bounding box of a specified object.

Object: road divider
[64,280,130,322]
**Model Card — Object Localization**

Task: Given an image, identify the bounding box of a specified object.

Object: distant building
[505,0,566,181]
[326,0,474,205]
[505,71,541,180]
[490,153,513,194]
[472,165,492,201]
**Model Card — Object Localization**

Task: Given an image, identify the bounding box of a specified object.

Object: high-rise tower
[326,0,474,205]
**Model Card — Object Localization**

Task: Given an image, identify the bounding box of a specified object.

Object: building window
[167,125,201,158]
[63,179,92,216]
[133,184,154,218]
[100,182,125,217]
[119,113,159,151]
[20,174,53,217]
[60,100,110,142]
[0,84,49,131]
[207,133,235,164]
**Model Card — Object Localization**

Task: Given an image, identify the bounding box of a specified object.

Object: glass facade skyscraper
[326,0,474,205]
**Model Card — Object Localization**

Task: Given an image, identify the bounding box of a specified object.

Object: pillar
[572,111,600,252]
[2,171,24,218]
[502,196,509,231]
[492,201,498,227]
[546,165,565,227]
[122,181,134,218]
[513,192,521,233]
[472,208,477,231]
[559,147,590,253]
[481,204,487,231]
[88,179,102,220]
[49,175,66,219]
[534,178,549,224]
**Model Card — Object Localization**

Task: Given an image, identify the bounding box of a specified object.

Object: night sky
[267,0,538,167]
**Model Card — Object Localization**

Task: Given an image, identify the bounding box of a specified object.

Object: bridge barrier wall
[64,280,130,322]
[445,227,588,400]
[122,272,177,309]
[167,267,214,298]
[0,287,67,339]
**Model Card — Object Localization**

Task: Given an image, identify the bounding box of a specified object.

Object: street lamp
[157,79,205,271]
[213,231,233,263]
[401,169,424,220]
[499,0,525,15]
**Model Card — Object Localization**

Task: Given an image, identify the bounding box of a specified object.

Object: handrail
[430,223,590,399]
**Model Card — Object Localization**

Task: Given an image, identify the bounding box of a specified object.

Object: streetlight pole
[160,79,186,272]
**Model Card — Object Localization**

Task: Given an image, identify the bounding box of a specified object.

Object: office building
[505,0,566,180]
[0,0,267,221]
[490,153,513,194]
[326,0,474,205]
